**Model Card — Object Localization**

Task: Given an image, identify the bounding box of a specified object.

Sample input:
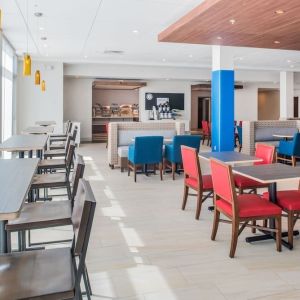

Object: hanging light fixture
[34,70,40,84]
[41,80,46,91]
[23,0,31,76]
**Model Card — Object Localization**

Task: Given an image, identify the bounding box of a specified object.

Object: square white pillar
[280,71,294,119]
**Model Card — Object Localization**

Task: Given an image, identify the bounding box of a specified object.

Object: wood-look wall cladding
[159,0,300,51]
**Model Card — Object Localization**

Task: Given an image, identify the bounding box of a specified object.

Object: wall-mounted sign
[145,93,184,110]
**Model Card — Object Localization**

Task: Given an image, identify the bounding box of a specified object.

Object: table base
[245,230,299,250]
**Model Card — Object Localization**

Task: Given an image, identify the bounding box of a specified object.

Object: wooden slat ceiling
[159,0,300,51]
[92,80,147,90]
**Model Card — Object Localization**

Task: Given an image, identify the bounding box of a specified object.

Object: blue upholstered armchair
[128,136,164,182]
[164,135,201,179]
[277,133,300,166]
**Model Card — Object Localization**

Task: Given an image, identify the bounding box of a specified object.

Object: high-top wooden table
[233,163,300,249]
[22,126,54,135]
[0,158,39,253]
[35,121,56,127]
[0,135,48,158]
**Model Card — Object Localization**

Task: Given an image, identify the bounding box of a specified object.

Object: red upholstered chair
[181,146,213,220]
[210,158,282,258]
[234,144,275,194]
[201,120,211,146]
[263,183,300,248]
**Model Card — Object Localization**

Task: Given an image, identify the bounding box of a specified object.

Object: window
[1,37,15,142]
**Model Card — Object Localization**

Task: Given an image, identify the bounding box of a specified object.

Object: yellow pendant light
[41,80,46,91]
[23,54,31,76]
[23,0,31,76]
[34,70,40,84]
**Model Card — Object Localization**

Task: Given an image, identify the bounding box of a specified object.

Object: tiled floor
[34,143,300,299]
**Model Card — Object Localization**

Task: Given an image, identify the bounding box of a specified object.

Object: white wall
[63,77,93,141]
[16,61,63,133]
[139,80,192,130]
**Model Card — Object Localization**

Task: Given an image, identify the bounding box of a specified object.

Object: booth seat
[242,120,300,155]
[107,121,185,170]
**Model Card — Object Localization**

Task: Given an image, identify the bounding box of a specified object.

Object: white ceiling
[1,0,300,71]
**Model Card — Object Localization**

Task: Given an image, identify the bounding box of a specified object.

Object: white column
[280,71,294,119]
[212,45,234,71]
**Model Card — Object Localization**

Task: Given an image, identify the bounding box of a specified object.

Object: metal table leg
[245,182,299,249]
[0,220,8,253]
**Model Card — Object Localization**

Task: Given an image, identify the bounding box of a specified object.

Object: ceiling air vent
[103,50,124,55]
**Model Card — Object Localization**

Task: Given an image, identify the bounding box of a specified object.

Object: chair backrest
[65,120,71,134]
[71,126,78,142]
[133,136,163,164]
[210,158,236,208]
[254,143,275,165]
[181,146,201,184]
[172,135,201,163]
[237,126,242,145]
[71,179,96,295]
[292,133,300,154]
[66,141,76,175]
[70,154,85,206]
[202,120,209,134]
[67,121,73,134]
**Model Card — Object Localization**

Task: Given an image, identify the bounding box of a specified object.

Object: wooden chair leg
[134,165,137,182]
[252,221,256,234]
[229,221,239,258]
[288,210,294,248]
[202,136,205,145]
[292,156,296,167]
[275,216,282,252]
[182,185,189,210]
[127,163,131,176]
[172,163,176,180]
[195,191,203,220]
[263,219,268,228]
[211,209,220,240]
[159,162,163,181]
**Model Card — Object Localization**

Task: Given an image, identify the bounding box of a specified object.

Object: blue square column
[211,46,235,152]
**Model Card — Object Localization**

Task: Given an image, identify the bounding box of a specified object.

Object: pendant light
[41,80,46,91]
[34,70,40,84]
[23,0,31,76]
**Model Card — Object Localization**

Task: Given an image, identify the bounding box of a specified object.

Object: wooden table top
[198,151,262,165]
[0,158,39,220]
[22,126,54,135]
[273,134,294,139]
[35,121,56,126]
[0,135,48,152]
[233,163,300,184]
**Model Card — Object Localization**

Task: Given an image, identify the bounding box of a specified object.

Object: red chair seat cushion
[234,174,267,189]
[262,191,300,211]
[185,175,213,190]
[216,194,282,218]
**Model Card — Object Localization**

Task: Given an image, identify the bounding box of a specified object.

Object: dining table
[0,135,48,158]
[273,134,293,141]
[35,121,56,127]
[0,158,39,253]
[22,126,54,135]
[198,151,262,165]
[233,163,300,249]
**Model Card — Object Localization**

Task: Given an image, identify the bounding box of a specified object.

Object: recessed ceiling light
[189,54,193,58]
[132,30,139,34]
[45,53,49,57]
[162,58,166,62]
[275,9,285,15]
[217,36,222,40]
[43,44,48,48]
[229,19,236,25]
[274,40,280,44]
[84,55,88,59]
[34,12,43,17]
[287,60,292,63]
[39,27,44,31]
[166,78,170,81]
